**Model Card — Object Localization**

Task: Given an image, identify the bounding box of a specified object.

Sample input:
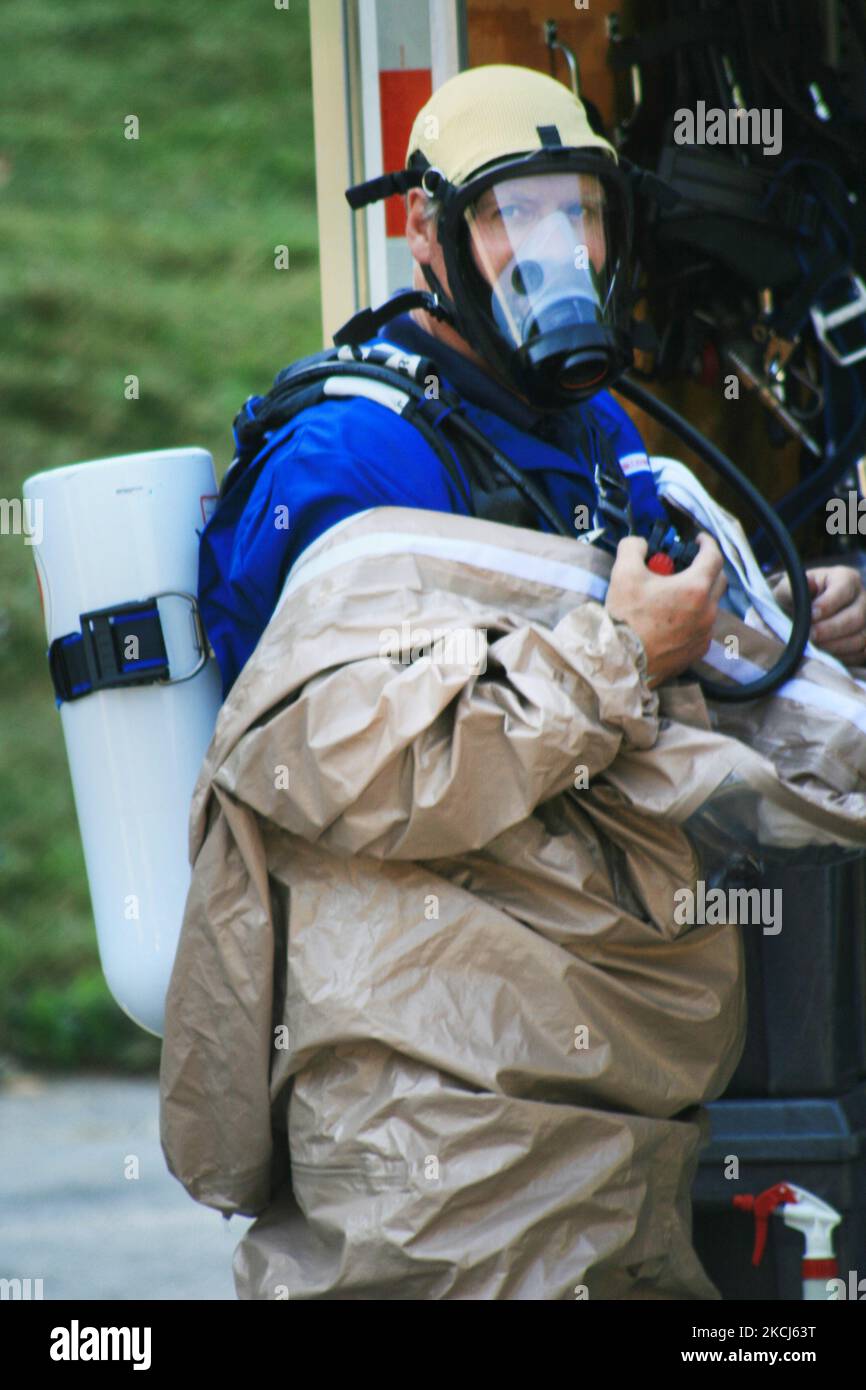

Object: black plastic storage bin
[724,854,866,1097]
[692,1085,866,1301]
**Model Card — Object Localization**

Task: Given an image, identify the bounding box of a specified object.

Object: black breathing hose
[614,374,813,703]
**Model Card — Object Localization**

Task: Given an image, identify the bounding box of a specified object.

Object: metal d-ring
[151,590,210,684]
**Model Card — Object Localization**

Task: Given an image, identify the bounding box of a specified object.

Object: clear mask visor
[463,170,621,373]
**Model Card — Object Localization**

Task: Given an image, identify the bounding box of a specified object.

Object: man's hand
[772,564,866,666]
[605,532,727,688]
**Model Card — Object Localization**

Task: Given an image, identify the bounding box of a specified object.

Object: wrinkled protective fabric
[160,506,866,1301]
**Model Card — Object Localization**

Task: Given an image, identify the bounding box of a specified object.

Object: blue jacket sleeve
[199,397,471,694]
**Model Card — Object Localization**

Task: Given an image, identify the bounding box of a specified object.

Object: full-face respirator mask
[429,145,635,407]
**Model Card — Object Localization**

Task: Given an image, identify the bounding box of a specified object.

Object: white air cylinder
[23,448,224,1036]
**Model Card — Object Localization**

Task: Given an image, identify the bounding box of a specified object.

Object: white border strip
[281,526,610,604]
[704,641,866,737]
[430,0,461,90]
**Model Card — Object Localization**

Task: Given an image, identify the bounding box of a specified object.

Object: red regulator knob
[647,551,676,576]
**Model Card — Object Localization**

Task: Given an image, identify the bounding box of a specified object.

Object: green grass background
[0,0,322,1071]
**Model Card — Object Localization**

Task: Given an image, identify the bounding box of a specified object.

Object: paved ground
[0,1071,253,1300]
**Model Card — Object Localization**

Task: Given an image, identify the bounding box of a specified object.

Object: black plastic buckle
[48,593,207,705]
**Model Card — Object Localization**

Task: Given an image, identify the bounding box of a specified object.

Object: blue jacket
[199,304,666,695]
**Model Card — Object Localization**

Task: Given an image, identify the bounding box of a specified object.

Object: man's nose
[527,209,582,259]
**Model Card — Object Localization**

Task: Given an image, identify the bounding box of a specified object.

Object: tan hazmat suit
[159,503,866,1300]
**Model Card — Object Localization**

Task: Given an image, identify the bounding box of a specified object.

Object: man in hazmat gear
[159,65,866,1300]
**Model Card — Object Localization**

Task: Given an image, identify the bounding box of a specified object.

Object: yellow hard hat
[405,63,617,187]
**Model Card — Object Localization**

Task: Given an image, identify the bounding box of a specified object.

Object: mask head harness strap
[536,124,564,147]
[342,153,463,338]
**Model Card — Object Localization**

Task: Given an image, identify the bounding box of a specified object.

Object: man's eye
[497,204,530,223]
[570,203,602,221]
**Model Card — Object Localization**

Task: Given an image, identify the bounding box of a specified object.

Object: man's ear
[405,189,435,264]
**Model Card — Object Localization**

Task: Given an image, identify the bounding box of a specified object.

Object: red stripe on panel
[379,68,432,237]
